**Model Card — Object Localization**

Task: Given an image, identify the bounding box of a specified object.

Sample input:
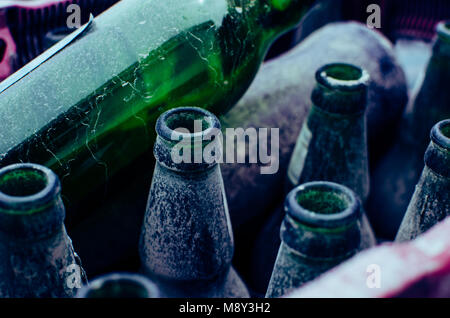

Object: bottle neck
[282,182,362,260]
[424,120,450,179]
[227,0,315,52]
[406,21,450,146]
[311,63,369,115]
[0,164,65,240]
[431,21,450,61]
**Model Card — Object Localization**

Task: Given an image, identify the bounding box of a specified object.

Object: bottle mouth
[156,107,221,143]
[315,63,369,92]
[0,163,59,213]
[437,21,450,43]
[431,119,450,151]
[77,274,160,298]
[285,181,361,228]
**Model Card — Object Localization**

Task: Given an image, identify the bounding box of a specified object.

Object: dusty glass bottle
[266,181,363,298]
[139,107,249,298]
[288,63,370,199]
[0,0,314,214]
[287,63,375,245]
[0,163,86,298]
[248,63,376,296]
[368,21,450,239]
[77,273,160,298]
[396,120,450,242]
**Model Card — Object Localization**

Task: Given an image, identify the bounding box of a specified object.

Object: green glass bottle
[396,120,450,242]
[287,63,370,199]
[77,273,160,298]
[0,163,86,298]
[0,0,314,218]
[139,107,249,298]
[266,181,364,298]
[287,63,375,246]
[367,21,450,239]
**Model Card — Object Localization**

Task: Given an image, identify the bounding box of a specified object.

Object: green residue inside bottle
[296,189,349,214]
[0,169,47,197]
[323,64,363,82]
[442,125,450,139]
[270,0,292,11]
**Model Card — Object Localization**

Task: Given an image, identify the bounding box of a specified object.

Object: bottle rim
[0,163,60,213]
[431,119,450,151]
[285,181,361,229]
[437,21,450,43]
[315,63,369,92]
[76,273,160,298]
[156,107,221,144]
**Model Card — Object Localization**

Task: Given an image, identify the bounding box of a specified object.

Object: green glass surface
[0,0,314,208]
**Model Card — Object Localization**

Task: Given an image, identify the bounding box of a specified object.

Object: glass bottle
[266,181,364,298]
[77,273,160,298]
[247,62,376,296]
[396,119,450,242]
[0,0,314,218]
[287,62,375,246]
[0,163,86,297]
[139,107,249,298]
[367,21,450,239]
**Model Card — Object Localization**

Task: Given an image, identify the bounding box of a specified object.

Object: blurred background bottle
[367,21,450,240]
[396,119,450,242]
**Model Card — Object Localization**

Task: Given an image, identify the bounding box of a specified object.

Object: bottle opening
[156,107,221,142]
[86,279,150,298]
[431,119,450,151]
[0,163,59,212]
[286,181,361,228]
[316,63,369,91]
[296,188,349,215]
[437,21,450,42]
[166,110,212,134]
[78,274,159,298]
[0,167,48,198]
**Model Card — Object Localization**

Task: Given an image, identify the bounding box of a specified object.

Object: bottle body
[367,21,450,239]
[396,120,450,242]
[0,163,85,298]
[139,107,249,298]
[266,182,363,298]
